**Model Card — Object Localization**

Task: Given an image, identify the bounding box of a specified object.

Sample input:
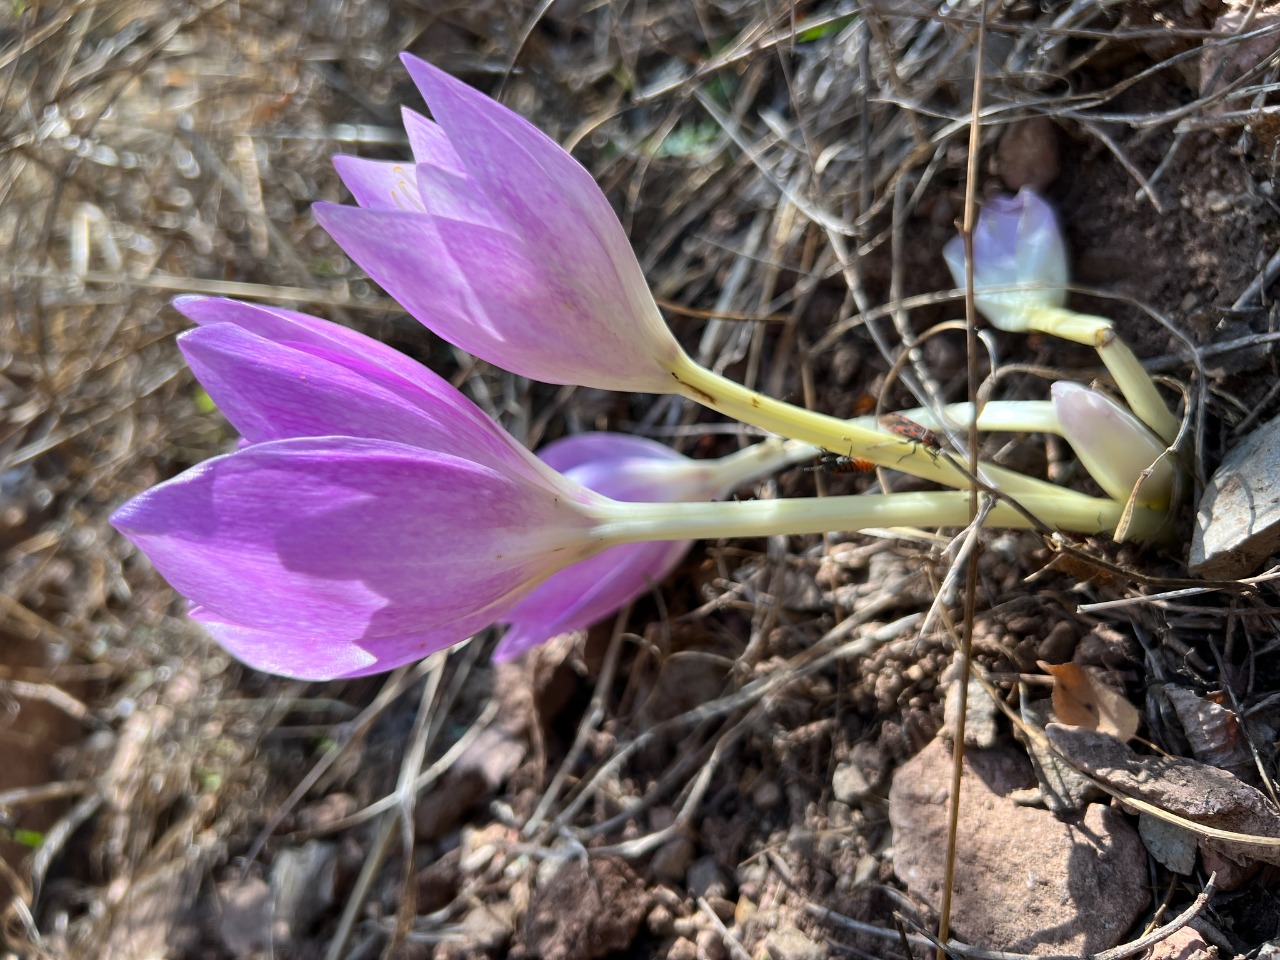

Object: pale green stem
[702,401,1062,492]
[1020,306,1180,444]
[666,354,1087,504]
[589,489,1165,545]
[850,401,1061,436]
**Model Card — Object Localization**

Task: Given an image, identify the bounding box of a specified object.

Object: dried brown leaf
[1039,661,1140,741]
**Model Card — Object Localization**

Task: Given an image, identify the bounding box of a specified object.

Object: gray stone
[651,837,696,883]
[686,855,731,900]
[763,927,824,960]
[832,762,872,805]
[270,841,338,939]
[1191,415,1280,577]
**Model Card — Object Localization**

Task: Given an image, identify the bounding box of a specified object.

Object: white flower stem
[1022,306,1179,444]
[590,489,1164,545]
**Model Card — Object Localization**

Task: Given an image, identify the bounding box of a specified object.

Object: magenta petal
[314,203,675,391]
[175,297,444,395]
[332,156,425,212]
[400,56,631,269]
[317,57,686,392]
[401,107,465,174]
[537,432,688,474]
[191,614,477,681]
[174,297,552,484]
[176,322,546,484]
[494,540,689,660]
[111,437,597,643]
[494,432,714,660]
[401,57,668,346]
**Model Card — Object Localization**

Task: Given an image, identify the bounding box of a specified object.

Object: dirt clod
[513,857,650,959]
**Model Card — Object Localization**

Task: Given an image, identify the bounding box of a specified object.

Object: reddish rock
[889,738,1148,955]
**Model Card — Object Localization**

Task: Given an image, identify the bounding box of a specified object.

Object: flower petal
[190,612,477,681]
[401,107,465,174]
[315,57,687,392]
[943,187,1068,331]
[494,540,689,660]
[1052,381,1174,507]
[400,55,642,287]
[494,431,718,660]
[313,202,679,391]
[111,437,598,642]
[331,156,425,212]
[176,319,549,484]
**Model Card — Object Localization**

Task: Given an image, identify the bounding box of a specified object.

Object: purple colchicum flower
[111,298,616,680]
[314,54,686,394]
[495,434,723,661]
[943,187,1069,332]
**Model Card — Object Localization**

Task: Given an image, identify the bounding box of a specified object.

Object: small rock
[853,854,879,887]
[944,676,1000,748]
[1145,925,1214,960]
[763,926,824,960]
[996,117,1060,193]
[695,928,726,960]
[687,856,730,900]
[648,903,676,937]
[832,762,872,805]
[704,896,735,922]
[652,837,696,883]
[752,779,782,810]
[889,737,1148,955]
[462,903,514,952]
[735,860,766,900]
[270,841,338,939]
[1191,414,1280,577]
[667,936,698,960]
[519,857,650,958]
[216,877,281,956]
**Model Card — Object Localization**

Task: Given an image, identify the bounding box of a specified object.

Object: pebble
[1191,413,1280,577]
[652,837,696,883]
[763,927,825,960]
[687,855,731,900]
[696,928,726,960]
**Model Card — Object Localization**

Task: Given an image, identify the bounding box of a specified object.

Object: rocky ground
[1,0,1279,958]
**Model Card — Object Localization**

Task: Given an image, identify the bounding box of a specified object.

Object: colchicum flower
[944,189,1180,444]
[314,54,685,395]
[943,187,1068,333]
[111,298,614,680]
[313,61,1098,498]
[114,298,1155,679]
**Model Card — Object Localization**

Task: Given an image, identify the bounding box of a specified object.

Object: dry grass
[2,0,1279,957]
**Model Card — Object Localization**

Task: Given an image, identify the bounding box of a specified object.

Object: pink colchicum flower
[314,54,686,394]
[495,433,723,661]
[943,187,1069,332]
[111,298,618,680]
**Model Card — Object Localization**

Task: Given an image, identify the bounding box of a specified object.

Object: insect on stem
[878,413,942,462]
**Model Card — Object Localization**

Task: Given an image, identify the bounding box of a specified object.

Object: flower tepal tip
[317,57,688,395]
[944,187,1069,332]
